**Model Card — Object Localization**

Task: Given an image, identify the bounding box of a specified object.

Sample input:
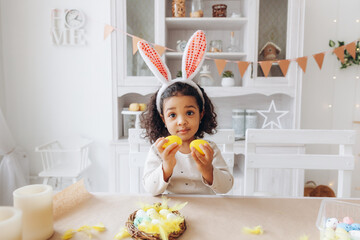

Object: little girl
[138,31,233,195]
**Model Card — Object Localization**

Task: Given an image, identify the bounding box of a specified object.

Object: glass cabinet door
[126,0,154,77]
[257,0,288,77]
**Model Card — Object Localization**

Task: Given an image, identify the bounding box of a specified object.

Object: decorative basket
[126,209,186,240]
[212,4,227,17]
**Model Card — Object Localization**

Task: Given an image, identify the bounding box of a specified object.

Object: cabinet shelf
[165,17,247,30]
[166,52,247,60]
[117,86,294,98]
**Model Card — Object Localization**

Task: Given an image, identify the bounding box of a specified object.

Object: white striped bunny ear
[137,41,171,84]
[182,30,207,81]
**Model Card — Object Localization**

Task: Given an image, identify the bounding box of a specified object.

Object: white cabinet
[110,0,305,193]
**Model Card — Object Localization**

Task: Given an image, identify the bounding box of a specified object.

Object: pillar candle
[0,207,22,240]
[13,184,53,240]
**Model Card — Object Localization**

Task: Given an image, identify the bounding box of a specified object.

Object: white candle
[0,207,22,240]
[13,184,54,240]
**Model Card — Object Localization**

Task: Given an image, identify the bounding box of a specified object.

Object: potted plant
[221,70,235,87]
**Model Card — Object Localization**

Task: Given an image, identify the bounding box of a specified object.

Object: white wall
[302,0,360,197]
[0,0,112,191]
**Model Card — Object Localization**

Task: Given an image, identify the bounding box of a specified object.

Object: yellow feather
[114,227,131,239]
[159,225,168,240]
[92,223,106,232]
[242,225,264,235]
[169,202,188,212]
[298,234,309,240]
[61,229,76,240]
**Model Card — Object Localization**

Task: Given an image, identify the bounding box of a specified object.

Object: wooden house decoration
[259,41,281,61]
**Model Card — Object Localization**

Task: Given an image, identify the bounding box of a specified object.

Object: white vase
[221,77,235,87]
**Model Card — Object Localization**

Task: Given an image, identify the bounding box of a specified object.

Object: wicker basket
[126,209,186,240]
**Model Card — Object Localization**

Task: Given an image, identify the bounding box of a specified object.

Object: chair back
[244,129,356,197]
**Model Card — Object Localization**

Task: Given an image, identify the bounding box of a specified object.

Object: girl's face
[161,95,203,144]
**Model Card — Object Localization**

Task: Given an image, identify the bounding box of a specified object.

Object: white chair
[244,129,356,197]
[35,136,92,189]
[127,128,235,194]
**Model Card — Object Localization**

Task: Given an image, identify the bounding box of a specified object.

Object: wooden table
[50,194,360,240]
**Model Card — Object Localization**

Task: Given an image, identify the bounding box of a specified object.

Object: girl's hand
[191,143,214,185]
[155,137,181,182]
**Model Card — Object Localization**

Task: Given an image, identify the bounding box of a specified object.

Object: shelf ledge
[117,86,294,98]
[166,52,247,60]
[166,17,248,30]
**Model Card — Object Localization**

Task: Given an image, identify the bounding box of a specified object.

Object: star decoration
[257,100,288,129]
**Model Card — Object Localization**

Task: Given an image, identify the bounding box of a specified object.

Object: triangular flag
[345,42,356,59]
[104,24,114,40]
[259,61,273,77]
[154,44,166,56]
[278,60,291,76]
[333,45,345,63]
[296,56,308,73]
[214,59,227,76]
[237,61,250,78]
[132,36,142,55]
[313,52,325,70]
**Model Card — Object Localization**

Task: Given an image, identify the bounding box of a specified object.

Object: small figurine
[259,41,281,61]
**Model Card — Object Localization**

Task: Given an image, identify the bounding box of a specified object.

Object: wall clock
[64,9,85,29]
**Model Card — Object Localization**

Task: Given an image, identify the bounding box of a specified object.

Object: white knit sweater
[142,141,234,195]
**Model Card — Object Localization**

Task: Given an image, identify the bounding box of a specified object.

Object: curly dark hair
[140,82,217,144]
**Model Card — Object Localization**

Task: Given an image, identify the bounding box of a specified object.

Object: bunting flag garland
[237,61,251,78]
[278,60,291,76]
[313,52,325,70]
[103,24,359,79]
[132,36,142,55]
[296,57,308,73]
[154,45,166,56]
[214,59,227,76]
[259,61,273,77]
[104,24,114,40]
[345,42,356,59]
[333,45,345,63]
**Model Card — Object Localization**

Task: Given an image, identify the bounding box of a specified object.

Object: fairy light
[333,19,337,23]
[333,76,337,79]
[356,19,360,23]
[356,104,360,108]
[328,182,334,187]
[357,76,360,79]
[328,104,333,108]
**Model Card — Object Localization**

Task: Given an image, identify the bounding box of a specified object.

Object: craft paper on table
[53,179,92,220]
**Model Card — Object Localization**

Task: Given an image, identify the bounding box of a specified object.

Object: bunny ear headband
[137,30,207,113]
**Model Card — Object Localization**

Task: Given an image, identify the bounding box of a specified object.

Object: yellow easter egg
[162,135,182,149]
[190,139,209,155]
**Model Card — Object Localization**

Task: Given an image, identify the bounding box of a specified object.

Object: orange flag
[104,24,114,40]
[278,60,291,76]
[237,61,250,78]
[214,59,227,76]
[154,45,166,56]
[132,36,142,55]
[296,57,308,73]
[313,52,325,70]
[345,42,356,59]
[259,61,273,77]
[333,45,345,63]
